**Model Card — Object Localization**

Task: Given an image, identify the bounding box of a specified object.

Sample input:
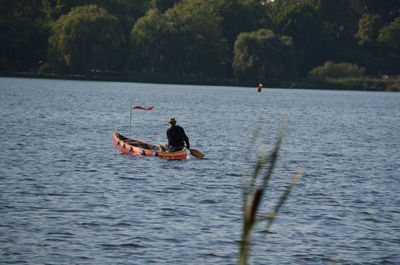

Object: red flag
[132,106,154,110]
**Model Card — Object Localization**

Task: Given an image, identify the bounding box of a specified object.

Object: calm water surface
[0,77,399,265]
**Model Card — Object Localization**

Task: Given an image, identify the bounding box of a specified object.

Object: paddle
[189,148,205,159]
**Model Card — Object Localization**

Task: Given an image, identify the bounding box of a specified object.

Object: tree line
[1,0,399,84]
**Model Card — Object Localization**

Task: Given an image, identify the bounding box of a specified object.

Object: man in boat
[160,117,190,152]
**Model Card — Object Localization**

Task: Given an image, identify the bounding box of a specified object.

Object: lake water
[0,77,399,265]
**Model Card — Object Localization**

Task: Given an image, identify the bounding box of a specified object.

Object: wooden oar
[190,149,204,159]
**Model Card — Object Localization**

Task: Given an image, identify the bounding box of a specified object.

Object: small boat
[112,131,188,160]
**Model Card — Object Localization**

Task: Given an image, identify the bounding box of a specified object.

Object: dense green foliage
[131,0,227,77]
[233,29,296,81]
[48,5,125,74]
[309,61,365,79]
[378,17,400,64]
[1,0,399,84]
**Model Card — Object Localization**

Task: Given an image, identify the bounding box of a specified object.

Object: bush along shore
[294,77,400,92]
[3,72,399,92]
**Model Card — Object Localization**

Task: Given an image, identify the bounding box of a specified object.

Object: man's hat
[168,117,176,124]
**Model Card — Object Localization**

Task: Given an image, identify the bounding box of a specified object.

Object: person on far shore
[159,117,190,152]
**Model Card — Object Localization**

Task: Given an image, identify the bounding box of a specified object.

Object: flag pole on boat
[129,105,155,138]
[129,103,133,138]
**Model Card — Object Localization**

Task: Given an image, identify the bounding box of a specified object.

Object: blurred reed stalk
[239,126,303,265]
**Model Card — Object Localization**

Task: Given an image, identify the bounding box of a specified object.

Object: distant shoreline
[2,72,399,92]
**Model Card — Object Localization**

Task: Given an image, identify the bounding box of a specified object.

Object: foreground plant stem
[238,127,302,265]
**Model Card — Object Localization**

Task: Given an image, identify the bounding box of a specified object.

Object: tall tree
[42,0,150,33]
[233,29,297,82]
[219,0,269,77]
[48,5,125,74]
[219,0,268,49]
[378,17,400,52]
[274,2,333,76]
[131,0,227,77]
[130,9,169,73]
[352,13,386,74]
[355,13,383,46]
[377,17,400,74]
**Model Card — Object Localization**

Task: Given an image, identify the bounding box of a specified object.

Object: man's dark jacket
[167,125,190,149]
